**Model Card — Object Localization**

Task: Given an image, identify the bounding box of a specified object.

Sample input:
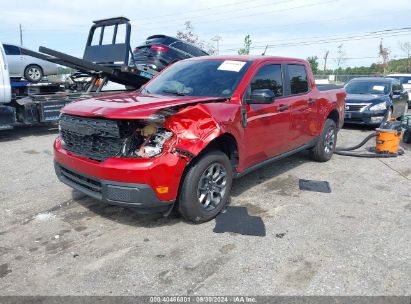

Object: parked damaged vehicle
[54,56,346,223]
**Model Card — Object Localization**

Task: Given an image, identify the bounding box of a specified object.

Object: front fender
[164,104,224,157]
[163,102,243,160]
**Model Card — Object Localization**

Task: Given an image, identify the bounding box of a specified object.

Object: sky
[0,0,410,70]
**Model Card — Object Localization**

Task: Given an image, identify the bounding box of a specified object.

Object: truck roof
[188,55,308,64]
[350,77,398,83]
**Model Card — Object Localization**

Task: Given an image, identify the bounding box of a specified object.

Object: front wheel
[178,150,233,223]
[310,119,337,162]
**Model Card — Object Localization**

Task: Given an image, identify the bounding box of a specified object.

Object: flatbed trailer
[0,17,157,130]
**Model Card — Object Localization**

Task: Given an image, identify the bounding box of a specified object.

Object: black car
[343,77,409,126]
[131,35,208,77]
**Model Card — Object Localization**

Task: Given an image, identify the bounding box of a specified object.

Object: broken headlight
[119,124,173,158]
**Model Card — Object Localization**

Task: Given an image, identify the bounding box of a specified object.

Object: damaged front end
[59,110,177,162]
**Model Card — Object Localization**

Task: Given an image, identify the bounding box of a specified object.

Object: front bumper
[344,109,386,125]
[55,163,173,213]
[54,137,188,212]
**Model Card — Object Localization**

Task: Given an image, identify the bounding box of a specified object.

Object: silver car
[2,43,58,82]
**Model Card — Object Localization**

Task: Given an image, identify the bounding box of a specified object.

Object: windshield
[388,76,411,84]
[345,81,390,95]
[143,59,251,97]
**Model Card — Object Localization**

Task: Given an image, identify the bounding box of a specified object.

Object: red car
[54,56,346,223]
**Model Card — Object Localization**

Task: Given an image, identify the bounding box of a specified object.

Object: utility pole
[261,45,269,56]
[323,50,329,72]
[211,35,222,55]
[19,24,23,46]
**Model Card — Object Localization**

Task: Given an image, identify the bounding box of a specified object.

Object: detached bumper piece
[55,163,174,213]
[344,110,386,125]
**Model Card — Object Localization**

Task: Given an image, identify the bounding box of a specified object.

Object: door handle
[277,104,288,112]
[308,98,317,104]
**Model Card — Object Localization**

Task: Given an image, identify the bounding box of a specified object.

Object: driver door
[241,64,294,167]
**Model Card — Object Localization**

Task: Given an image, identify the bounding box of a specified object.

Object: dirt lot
[0,117,410,296]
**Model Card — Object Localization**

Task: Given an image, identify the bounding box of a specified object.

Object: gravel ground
[0,117,410,296]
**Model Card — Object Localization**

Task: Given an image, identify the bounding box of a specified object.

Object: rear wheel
[24,65,43,82]
[310,119,337,162]
[178,150,232,223]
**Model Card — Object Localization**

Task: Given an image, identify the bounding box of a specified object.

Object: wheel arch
[185,132,239,174]
[327,108,340,129]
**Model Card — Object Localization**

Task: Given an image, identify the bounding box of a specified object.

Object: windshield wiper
[162,89,187,96]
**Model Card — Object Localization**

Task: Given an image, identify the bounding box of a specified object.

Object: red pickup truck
[54,56,346,223]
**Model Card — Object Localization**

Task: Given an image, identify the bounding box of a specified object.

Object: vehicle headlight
[369,102,387,111]
[120,126,173,158]
[138,129,173,157]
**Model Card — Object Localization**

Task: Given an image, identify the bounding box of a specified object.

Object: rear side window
[171,42,206,56]
[3,45,20,55]
[287,64,309,94]
[392,81,402,92]
[250,64,283,97]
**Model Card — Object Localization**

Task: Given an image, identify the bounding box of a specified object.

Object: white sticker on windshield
[218,60,246,72]
[373,85,385,91]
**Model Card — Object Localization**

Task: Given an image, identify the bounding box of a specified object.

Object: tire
[24,65,43,82]
[178,150,233,223]
[403,130,411,144]
[310,119,337,162]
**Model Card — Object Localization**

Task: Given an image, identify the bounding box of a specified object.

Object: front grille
[59,114,123,162]
[60,166,102,193]
[346,104,366,112]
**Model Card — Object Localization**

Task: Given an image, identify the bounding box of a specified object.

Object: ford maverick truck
[54,56,346,223]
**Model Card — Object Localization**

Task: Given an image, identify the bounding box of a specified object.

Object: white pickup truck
[0,43,72,130]
[0,43,12,104]
[0,43,14,129]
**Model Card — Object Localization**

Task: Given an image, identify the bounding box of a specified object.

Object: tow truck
[0,17,158,130]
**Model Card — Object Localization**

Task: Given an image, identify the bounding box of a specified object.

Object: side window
[3,45,21,55]
[180,43,195,55]
[170,42,184,52]
[249,64,283,97]
[172,42,204,56]
[287,64,309,94]
[392,81,402,92]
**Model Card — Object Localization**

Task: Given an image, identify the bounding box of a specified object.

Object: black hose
[334,131,404,158]
[335,132,377,151]
[334,150,402,158]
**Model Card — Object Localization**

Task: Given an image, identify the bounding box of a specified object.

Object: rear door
[391,80,407,116]
[242,63,294,166]
[284,64,317,147]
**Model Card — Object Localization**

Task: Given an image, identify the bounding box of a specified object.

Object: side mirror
[393,90,402,95]
[248,89,275,104]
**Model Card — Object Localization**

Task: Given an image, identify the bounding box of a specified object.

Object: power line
[135,0,336,31]
[135,0,265,21]
[220,27,411,51]
[212,9,409,43]
[135,0,280,27]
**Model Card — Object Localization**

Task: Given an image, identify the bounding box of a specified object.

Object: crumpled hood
[61,91,225,119]
[346,93,388,105]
